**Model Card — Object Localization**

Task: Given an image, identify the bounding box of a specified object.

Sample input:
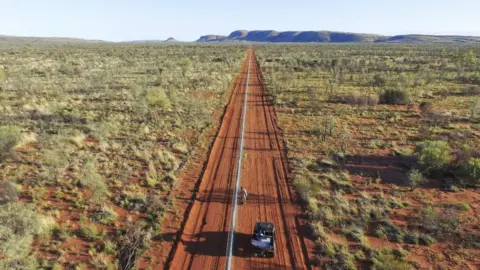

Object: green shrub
[90,206,118,225]
[374,227,387,239]
[392,248,408,258]
[406,169,426,191]
[315,241,336,257]
[332,251,356,270]
[155,149,179,171]
[377,221,405,243]
[343,226,366,244]
[372,73,387,87]
[443,182,460,192]
[80,160,107,204]
[146,194,168,220]
[372,250,411,270]
[41,149,69,183]
[388,231,404,243]
[379,88,411,105]
[319,206,336,228]
[146,88,171,110]
[403,231,419,244]
[415,141,452,171]
[0,202,53,267]
[172,142,189,154]
[418,234,436,246]
[354,249,367,260]
[341,92,379,106]
[460,158,480,185]
[455,202,471,211]
[310,221,327,240]
[418,205,460,233]
[387,197,405,209]
[293,174,311,203]
[122,192,147,211]
[103,240,117,255]
[78,222,99,241]
[0,126,21,161]
[0,181,19,204]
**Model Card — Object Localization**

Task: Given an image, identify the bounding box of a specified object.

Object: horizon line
[2,29,480,43]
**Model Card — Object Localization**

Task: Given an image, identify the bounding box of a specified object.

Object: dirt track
[166,49,310,269]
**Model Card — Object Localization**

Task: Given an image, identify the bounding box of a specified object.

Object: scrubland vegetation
[0,44,245,269]
[1,41,478,269]
[256,44,480,269]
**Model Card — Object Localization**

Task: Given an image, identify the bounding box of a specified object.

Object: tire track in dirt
[141,66,244,269]
[255,54,311,269]
[187,82,242,269]
[166,49,310,270]
[253,55,313,269]
[234,51,308,269]
[166,58,248,270]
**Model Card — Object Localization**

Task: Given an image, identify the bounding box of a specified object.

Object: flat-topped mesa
[196,30,386,43]
[196,30,480,43]
[196,34,228,42]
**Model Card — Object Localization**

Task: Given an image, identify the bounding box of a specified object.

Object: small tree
[42,149,69,183]
[379,88,411,105]
[455,49,478,66]
[319,116,337,141]
[372,73,387,87]
[470,98,480,119]
[461,158,480,186]
[307,87,320,110]
[0,126,22,162]
[293,174,311,203]
[0,181,18,204]
[80,160,107,205]
[415,141,452,171]
[406,169,426,191]
[118,224,152,270]
[0,202,53,268]
[326,116,337,137]
[339,125,352,153]
[178,58,192,77]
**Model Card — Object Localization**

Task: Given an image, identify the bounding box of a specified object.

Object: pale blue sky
[1,0,479,41]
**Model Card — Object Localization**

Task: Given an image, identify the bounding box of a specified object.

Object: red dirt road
[166,49,310,270]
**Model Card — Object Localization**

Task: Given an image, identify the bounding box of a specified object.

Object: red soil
[157,49,311,269]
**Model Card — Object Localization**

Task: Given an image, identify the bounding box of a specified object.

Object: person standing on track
[239,186,248,203]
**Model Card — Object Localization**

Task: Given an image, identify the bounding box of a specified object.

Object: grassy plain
[0,43,246,269]
[256,44,480,269]
[1,42,479,269]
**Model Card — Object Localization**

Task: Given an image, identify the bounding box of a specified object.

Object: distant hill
[2,31,480,45]
[196,30,480,44]
[164,37,180,42]
[0,35,106,44]
[196,30,386,43]
[196,35,228,42]
[125,37,183,43]
[379,35,480,44]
